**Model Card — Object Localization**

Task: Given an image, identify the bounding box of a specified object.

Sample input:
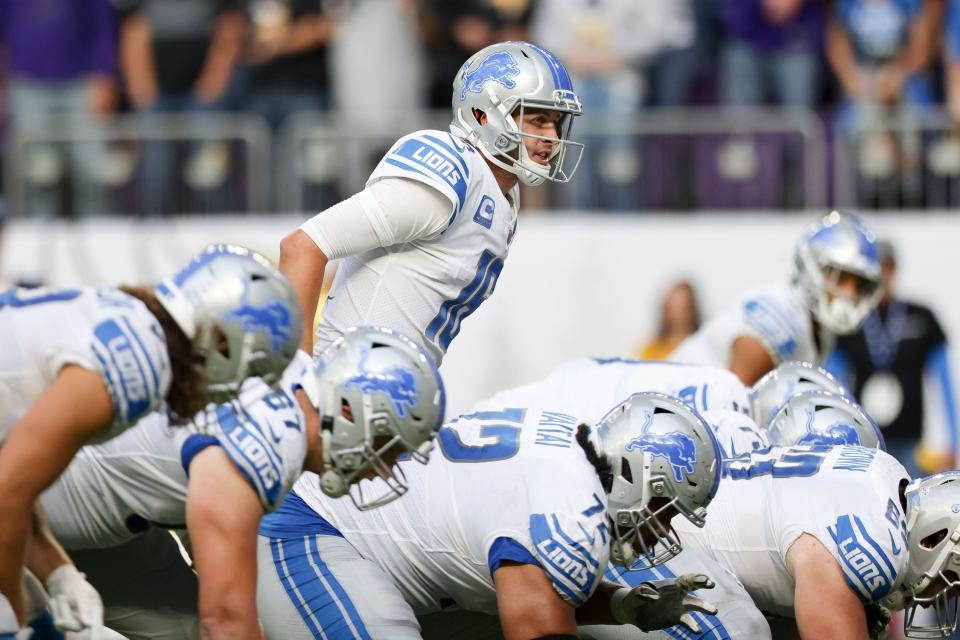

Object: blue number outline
[438,408,525,463]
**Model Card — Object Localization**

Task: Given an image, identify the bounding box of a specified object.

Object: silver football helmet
[316,326,445,510]
[451,40,583,186]
[596,392,723,569]
[883,472,960,638]
[765,390,885,449]
[793,210,883,334]
[750,360,851,428]
[156,244,302,403]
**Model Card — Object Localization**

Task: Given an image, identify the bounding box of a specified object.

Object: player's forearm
[0,501,31,624]
[575,581,618,625]
[279,229,328,353]
[24,504,71,581]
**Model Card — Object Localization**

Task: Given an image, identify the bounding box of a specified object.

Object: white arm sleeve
[298,177,452,260]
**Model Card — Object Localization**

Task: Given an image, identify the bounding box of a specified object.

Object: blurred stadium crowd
[3,0,960,215]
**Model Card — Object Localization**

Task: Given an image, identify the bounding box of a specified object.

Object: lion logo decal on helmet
[624,410,698,482]
[342,348,419,417]
[459,51,521,101]
[226,300,294,354]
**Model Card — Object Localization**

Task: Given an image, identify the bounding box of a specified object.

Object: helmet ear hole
[922,529,949,550]
[472,108,485,126]
[213,326,230,358]
[620,457,634,484]
[341,398,354,423]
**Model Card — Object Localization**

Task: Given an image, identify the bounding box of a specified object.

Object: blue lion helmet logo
[226,301,293,354]
[460,52,521,101]
[797,421,861,447]
[342,349,418,418]
[624,411,698,483]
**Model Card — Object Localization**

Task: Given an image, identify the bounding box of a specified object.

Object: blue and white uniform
[306,128,518,365]
[670,285,820,370]
[0,287,171,443]
[472,357,766,458]
[41,351,312,550]
[257,406,610,639]
[674,445,910,618]
[38,354,312,640]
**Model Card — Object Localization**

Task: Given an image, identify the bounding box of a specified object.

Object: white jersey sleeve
[670,285,818,369]
[369,129,471,222]
[0,287,170,442]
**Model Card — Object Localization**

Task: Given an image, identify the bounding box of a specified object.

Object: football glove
[610,573,719,633]
[44,564,103,640]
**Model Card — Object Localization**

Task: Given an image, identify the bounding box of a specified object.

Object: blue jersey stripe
[854,516,896,583]
[549,514,599,569]
[422,134,470,180]
[119,316,160,408]
[180,434,220,474]
[307,535,372,640]
[383,158,465,214]
[270,538,328,639]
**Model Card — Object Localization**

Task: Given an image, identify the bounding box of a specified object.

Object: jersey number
[438,408,524,462]
[426,250,503,352]
[722,446,829,480]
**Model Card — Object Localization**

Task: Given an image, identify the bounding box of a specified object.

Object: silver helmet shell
[883,472,960,638]
[793,211,883,334]
[451,41,583,186]
[765,390,885,449]
[750,360,851,428]
[155,244,302,404]
[596,392,722,569]
[316,326,445,510]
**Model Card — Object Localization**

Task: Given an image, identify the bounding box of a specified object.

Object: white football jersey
[315,129,518,365]
[670,285,819,370]
[0,287,171,443]
[42,353,312,550]
[472,357,765,457]
[673,445,910,617]
[283,406,610,615]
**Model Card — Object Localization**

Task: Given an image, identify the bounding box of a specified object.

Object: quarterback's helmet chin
[793,210,884,335]
[883,472,960,639]
[155,244,302,404]
[595,392,723,570]
[764,390,884,450]
[315,326,445,510]
[750,360,851,428]
[451,40,583,186]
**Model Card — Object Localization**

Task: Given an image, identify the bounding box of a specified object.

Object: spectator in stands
[826,239,958,478]
[0,0,120,218]
[721,0,825,109]
[118,0,245,214]
[646,0,716,107]
[826,0,936,132]
[242,0,333,130]
[530,0,684,210]
[637,280,701,360]
[421,0,534,110]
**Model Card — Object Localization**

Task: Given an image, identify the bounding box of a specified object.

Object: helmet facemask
[461,91,583,187]
[609,493,683,569]
[320,395,433,511]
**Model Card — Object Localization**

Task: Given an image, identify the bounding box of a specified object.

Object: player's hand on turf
[44,564,104,640]
[865,601,891,640]
[610,573,718,633]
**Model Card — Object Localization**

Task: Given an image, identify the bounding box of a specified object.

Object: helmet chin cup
[319,468,348,498]
[610,536,637,568]
[817,296,863,334]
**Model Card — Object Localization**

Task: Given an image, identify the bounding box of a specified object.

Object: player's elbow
[280,228,312,262]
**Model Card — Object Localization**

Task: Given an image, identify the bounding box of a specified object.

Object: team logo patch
[227,301,293,354]
[343,349,418,417]
[624,411,698,482]
[460,52,520,101]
